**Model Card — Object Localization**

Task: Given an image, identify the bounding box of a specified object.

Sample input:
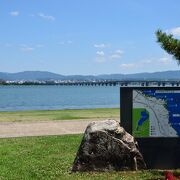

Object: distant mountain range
[1,70,180,81]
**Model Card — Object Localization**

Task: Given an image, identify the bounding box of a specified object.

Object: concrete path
[0,119,119,138]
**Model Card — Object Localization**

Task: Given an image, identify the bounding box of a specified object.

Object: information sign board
[120,87,180,169]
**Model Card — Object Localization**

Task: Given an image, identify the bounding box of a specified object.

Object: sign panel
[120,87,180,169]
[132,89,180,137]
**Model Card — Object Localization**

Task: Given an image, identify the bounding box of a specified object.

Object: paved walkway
[0,119,119,138]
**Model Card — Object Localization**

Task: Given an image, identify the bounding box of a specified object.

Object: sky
[0,0,180,75]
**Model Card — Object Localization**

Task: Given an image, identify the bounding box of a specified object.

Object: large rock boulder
[72,119,146,172]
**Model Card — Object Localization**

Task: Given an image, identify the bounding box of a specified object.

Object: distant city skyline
[0,0,180,75]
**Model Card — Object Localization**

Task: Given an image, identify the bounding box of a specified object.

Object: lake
[0,85,120,111]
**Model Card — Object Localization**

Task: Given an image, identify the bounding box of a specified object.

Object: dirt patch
[0,119,119,138]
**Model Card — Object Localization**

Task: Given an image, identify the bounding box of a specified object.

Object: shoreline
[0,108,120,122]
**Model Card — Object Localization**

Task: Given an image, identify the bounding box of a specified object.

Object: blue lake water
[0,86,120,111]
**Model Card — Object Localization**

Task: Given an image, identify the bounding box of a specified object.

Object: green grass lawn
[0,108,120,122]
[0,134,168,180]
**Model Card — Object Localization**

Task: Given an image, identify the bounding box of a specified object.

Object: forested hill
[0,70,180,81]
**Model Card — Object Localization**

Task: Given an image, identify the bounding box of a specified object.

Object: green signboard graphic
[133,108,149,137]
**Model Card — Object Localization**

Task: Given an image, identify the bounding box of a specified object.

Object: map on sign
[132,90,180,137]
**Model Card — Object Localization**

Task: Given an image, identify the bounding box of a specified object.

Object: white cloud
[169,27,180,36]
[38,13,55,21]
[115,49,123,54]
[95,51,105,63]
[94,43,110,48]
[96,51,105,56]
[10,11,19,16]
[110,49,123,59]
[94,48,124,63]
[158,57,171,64]
[140,57,171,66]
[120,63,137,69]
[139,57,171,67]
[110,54,122,59]
[119,56,172,70]
[119,54,180,73]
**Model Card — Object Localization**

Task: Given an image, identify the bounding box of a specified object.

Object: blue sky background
[0,0,180,75]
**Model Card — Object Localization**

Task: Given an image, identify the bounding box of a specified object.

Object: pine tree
[156,30,180,63]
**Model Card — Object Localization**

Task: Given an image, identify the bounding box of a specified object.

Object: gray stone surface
[72,119,146,171]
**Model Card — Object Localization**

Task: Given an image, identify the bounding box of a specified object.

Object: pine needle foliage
[156,30,180,63]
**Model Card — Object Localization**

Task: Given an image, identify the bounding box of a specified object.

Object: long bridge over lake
[52,80,180,87]
[2,80,180,86]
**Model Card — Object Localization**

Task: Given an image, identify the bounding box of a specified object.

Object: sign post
[120,86,180,169]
